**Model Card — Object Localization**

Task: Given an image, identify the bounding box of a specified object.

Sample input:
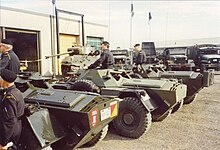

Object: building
[0,6,108,75]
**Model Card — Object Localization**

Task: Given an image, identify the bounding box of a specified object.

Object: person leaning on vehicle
[0,69,25,150]
[133,43,146,65]
[88,41,114,69]
[0,39,20,74]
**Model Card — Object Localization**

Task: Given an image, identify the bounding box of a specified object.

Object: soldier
[0,39,20,74]
[0,69,25,150]
[88,41,114,69]
[133,43,146,65]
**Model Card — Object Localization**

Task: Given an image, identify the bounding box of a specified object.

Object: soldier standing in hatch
[133,43,146,65]
[0,39,20,74]
[0,69,25,150]
[88,41,114,69]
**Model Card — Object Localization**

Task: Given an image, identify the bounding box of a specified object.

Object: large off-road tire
[129,73,143,79]
[152,109,172,122]
[171,99,184,113]
[70,79,100,93]
[113,97,152,139]
[184,94,197,104]
[84,125,108,147]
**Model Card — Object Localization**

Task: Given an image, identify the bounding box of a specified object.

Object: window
[87,36,103,51]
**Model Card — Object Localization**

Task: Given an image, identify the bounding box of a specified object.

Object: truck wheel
[84,125,108,147]
[70,79,100,93]
[113,97,152,139]
[184,94,197,104]
[172,99,184,113]
[152,109,172,122]
[129,73,143,79]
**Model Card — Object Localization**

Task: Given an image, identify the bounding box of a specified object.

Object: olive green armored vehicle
[15,80,119,150]
[16,73,153,139]
[52,68,187,139]
[131,64,213,104]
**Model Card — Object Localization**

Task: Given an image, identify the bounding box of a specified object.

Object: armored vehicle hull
[15,82,118,150]
[131,64,209,104]
[71,69,186,119]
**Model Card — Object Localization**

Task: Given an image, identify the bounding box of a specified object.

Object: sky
[1,0,220,49]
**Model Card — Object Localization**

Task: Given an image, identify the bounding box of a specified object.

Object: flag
[52,0,56,4]
[149,12,152,21]
[131,3,134,17]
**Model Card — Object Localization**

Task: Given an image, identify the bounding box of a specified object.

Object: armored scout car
[15,80,119,150]
[52,69,187,139]
[131,64,213,104]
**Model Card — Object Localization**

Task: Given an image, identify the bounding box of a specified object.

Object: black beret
[134,44,140,47]
[0,69,17,83]
[1,39,13,45]
[101,41,109,45]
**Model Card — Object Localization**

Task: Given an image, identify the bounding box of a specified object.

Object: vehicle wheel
[70,79,100,93]
[152,109,172,122]
[113,97,152,139]
[171,99,184,113]
[129,73,143,79]
[184,94,197,104]
[61,65,71,76]
[84,125,108,147]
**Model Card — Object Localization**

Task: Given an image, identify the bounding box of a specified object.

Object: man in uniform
[0,39,20,74]
[133,43,146,66]
[0,39,20,100]
[0,69,25,150]
[88,41,114,69]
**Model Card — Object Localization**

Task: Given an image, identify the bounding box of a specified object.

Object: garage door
[58,34,79,74]
[59,34,79,54]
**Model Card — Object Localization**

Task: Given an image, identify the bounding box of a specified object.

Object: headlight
[208,61,211,63]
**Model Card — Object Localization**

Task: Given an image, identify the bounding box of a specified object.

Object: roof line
[0,6,108,27]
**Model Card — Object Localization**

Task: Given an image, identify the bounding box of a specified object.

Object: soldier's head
[101,41,110,51]
[0,69,17,88]
[0,39,13,53]
[134,44,141,53]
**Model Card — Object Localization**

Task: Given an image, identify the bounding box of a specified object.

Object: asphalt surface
[79,71,220,150]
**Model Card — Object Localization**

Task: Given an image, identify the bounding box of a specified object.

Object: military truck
[163,47,194,71]
[187,44,220,71]
[141,42,160,64]
[110,49,133,70]
[14,79,119,150]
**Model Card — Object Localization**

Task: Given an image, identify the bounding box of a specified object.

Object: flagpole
[108,0,111,41]
[130,14,133,48]
[148,12,152,41]
[149,21,151,41]
[148,0,152,41]
[130,0,134,49]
